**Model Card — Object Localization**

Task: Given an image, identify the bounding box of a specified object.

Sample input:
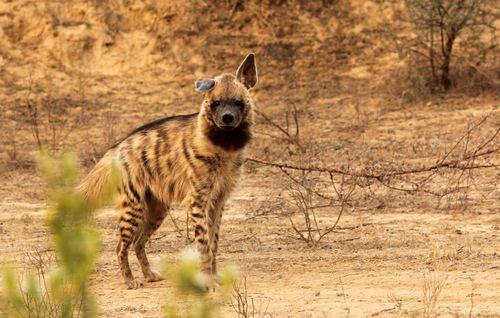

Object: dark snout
[217,104,242,130]
[222,113,235,125]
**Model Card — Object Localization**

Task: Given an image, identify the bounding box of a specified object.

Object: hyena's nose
[222,114,235,124]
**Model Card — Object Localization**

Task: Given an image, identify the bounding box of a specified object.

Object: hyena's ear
[195,79,216,92]
[236,53,258,89]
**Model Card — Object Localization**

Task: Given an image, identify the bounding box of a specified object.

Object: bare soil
[0,1,499,317]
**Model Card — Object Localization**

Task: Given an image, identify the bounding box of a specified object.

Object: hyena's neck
[196,113,252,153]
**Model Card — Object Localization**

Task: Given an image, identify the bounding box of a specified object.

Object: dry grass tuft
[422,271,448,318]
[231,277,269,318]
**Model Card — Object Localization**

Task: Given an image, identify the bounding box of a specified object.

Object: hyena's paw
[126,278,144,289]
[202,272,220,292]
[145,270,164,283]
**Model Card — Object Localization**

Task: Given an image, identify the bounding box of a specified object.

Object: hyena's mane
[110,112,198,150]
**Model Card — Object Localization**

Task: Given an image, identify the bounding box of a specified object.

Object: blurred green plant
[1,152,238,318]
[163,248,237,318]
[1,152,117,318]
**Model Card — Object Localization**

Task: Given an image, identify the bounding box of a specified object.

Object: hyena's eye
[211,100,220,108]
[235,100,245,109]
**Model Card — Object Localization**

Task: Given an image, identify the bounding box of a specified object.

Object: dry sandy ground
[1,1,499,317]
[1,81,499,318]
[1,69,499,318]
[1,182,499,317]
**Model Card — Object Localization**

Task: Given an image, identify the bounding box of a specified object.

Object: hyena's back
[81,112,200,207]
[113,113,199,205]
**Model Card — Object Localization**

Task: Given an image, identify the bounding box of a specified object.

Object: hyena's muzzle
[213,99,245,131]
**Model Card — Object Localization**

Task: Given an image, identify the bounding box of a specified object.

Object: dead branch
[254,104,305,152]
[246,128,499,179]
[251,117,498,235]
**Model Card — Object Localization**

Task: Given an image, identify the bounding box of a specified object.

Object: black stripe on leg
[121,216,140,228]
[120,228,134,239]
[121,199,142,213]
[191,198,203,209]
[210,190,226,211]
[125,209,143,219]
[197,238,208,245]
[193,179,211,194]
[191,212,204,219]
[128,182,141,203]
[194,224,207,234]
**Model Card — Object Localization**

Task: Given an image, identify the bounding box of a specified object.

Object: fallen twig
[247,140,498,179]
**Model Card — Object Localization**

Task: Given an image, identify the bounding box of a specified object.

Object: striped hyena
[79,54,258,289]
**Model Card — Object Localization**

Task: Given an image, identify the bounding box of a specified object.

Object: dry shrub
[387,0,498,101]
[255,102,358,246]
[387,292,404,313]
[231,277,270,318]
[467,277,478,318]
[250,111,499,242]
[7,251,73,318]
[254,103,303,153]
[422,271,448,318]
[16,76,91,154]
[284,169,356,247]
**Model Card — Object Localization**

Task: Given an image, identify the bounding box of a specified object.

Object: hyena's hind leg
[116,198,145,289]
[134,193,168,282]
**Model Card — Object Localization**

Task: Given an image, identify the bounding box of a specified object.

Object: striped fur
[79,54,258,289]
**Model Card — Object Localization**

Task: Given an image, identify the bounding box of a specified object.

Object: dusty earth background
[0,0,499,317]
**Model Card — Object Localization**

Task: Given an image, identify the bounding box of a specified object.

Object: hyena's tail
[78,153,120,205]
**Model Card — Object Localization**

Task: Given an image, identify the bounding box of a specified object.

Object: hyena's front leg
[185,207,194,244]
[189,180,215,282]
[207,191,229,277]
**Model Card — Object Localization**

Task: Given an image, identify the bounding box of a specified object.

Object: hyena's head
[195,53,258,150]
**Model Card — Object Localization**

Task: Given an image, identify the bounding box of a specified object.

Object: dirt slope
[0,1,499,317]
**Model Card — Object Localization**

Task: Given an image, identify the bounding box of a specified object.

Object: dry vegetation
[0,0,499,317]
